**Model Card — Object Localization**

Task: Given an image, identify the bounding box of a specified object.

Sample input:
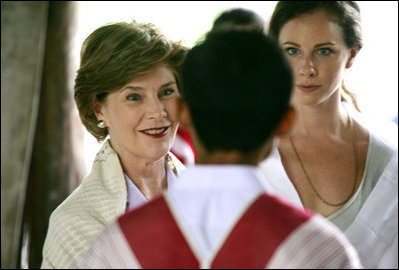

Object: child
[77,30,362,269]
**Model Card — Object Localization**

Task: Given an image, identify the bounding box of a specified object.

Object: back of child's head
[181,30,293,153]
[212,8,265,32]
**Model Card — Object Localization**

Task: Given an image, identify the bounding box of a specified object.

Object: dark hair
[182,30,293,153]
[74,21,187,142]
[268,1,363,111]
[212,8,265,32]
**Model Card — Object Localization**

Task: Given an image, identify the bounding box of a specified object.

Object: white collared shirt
[166,165,264,260]
[124,163,179,211]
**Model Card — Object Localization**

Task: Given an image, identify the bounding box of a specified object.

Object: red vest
[118,193,313,268]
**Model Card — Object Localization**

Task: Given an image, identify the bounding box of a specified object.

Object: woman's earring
[97,120,105,128]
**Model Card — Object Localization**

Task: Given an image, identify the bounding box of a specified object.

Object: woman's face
[95,64,180,162]
[278,10,355,107]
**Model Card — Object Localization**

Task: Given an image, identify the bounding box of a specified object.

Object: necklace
[288,116,359,207]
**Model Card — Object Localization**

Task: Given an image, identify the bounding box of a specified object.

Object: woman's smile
[139,126,170,138]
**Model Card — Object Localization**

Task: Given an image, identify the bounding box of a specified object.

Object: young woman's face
[278,10,354,107]
[95,64,180,162]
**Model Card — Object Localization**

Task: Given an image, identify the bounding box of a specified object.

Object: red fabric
[118,194,313,269]
[176,128,194,149]
[211,194,313,268]
[118,196,199,269]
[171,127,196,164]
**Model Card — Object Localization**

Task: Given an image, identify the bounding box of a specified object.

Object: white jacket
[41,140,184,269]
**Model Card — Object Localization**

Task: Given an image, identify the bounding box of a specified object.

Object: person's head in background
[268,1,363,112]
[74,21,186,162]
[179,30,295,165]
[211,7,265,32]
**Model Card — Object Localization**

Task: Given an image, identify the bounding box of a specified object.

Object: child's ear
[177,99,192,130]
[275,106,296,136]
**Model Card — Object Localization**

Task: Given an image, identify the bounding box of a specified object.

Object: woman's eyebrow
[121,81,176,92]
[281,41,300,47]
[160,81,176,88]
[121,86,144,92]
[314,42,336,48]
[281,42,336,48]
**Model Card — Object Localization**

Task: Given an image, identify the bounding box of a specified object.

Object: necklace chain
[289,116,359,207]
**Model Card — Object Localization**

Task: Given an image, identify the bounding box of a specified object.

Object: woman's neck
[123,156,167,200]
[122,157,165,181]
[293,96,350,140]
[110,142,167,199]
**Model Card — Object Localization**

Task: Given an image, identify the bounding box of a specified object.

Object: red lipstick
[139,126,169,138]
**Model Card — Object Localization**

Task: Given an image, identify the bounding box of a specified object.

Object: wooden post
[1,2,48,268]
[21,2,83,268]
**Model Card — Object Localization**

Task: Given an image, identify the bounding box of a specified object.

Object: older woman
[41,21,187,268]
[258,2,397,268]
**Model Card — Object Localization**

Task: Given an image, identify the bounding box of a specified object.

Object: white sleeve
[267,215,363,269]
[344,152,398,269]
[377,230,398,269]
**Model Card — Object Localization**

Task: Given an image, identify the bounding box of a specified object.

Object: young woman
[258,2,397,268]
[41,21,187,268]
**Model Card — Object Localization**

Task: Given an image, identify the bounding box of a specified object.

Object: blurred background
[1,1,397,268]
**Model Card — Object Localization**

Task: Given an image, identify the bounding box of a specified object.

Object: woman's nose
[146,98,167,120]
[299,57,317,77]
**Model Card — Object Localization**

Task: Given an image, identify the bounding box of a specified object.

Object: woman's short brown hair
[74,21,187,142]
